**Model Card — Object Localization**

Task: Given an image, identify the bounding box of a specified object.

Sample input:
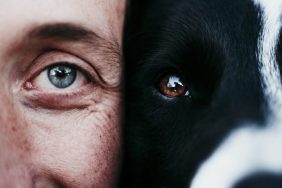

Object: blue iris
[48,65,77,88]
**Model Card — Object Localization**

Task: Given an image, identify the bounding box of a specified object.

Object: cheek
[22,93,121,187]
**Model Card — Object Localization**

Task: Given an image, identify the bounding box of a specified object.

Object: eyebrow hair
[28,23,120,61]
[29,23,102,42]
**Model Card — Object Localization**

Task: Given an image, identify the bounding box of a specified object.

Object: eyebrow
[27,23,120,61]
[29,23,102,42]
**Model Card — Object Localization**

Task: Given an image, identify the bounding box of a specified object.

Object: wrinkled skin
[0,0,125,187]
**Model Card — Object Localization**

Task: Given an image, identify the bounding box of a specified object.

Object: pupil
[56,68,68,78]
[48,65,77,88]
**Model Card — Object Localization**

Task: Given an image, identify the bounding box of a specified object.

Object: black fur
[121,0,271,187]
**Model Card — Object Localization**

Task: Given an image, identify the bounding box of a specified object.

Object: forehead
[146,0,263,60]
[0,0,124,48]
[156,0,282,72]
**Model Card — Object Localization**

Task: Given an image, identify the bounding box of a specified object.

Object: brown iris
[159,73,189,97]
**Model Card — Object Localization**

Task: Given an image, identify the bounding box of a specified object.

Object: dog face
[122,0,282,187]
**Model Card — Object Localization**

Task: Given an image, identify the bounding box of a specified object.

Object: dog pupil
[160,74,187,97]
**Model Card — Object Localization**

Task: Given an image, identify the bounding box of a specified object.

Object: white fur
[190,1,282,188]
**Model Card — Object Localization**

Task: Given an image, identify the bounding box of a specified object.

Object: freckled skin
[0,0,125,187]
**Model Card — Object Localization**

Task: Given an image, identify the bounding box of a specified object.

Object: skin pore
[0,0,125,187]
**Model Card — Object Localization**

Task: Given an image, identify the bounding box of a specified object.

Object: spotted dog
[121,0,282,187]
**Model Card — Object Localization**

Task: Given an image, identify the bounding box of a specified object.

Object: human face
[0,0,125,187]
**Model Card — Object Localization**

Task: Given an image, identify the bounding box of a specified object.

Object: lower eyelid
[20,83,102,110]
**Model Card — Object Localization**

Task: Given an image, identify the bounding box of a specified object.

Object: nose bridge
[0,89,32,186]
[0,143,32,187]
[0,89,25,148]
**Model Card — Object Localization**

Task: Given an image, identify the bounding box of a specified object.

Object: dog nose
[233,173,282,188]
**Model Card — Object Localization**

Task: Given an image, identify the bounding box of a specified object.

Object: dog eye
[159,73,190,97]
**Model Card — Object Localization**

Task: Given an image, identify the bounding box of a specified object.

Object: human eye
[21,51,100,109]
[29,63,87,91]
